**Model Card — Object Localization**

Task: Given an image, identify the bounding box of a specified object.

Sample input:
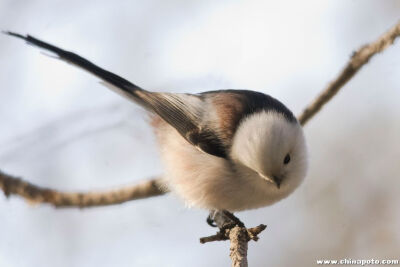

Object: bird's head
[230,111,307,189]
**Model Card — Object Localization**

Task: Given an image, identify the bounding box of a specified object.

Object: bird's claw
[206,215,217,227]
[207,210,244,231]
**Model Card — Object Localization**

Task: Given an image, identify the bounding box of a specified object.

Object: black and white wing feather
[4,32,228,157]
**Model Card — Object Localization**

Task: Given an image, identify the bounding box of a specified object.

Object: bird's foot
[207,210,244,231]
[201,210,266,244]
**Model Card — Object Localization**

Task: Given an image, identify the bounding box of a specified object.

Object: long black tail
[3,31,143,97]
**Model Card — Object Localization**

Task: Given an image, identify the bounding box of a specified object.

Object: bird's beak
[259,173,282,189]
[272,176,281,189]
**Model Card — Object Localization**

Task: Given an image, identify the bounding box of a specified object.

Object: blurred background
[0,1,399,266]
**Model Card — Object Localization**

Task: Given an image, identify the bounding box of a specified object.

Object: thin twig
[200,231,227,243]
[199,224,267,244]
[0,170,166,208]
[297,20,400,125]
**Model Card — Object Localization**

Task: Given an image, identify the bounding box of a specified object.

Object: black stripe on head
[201,89,296,123]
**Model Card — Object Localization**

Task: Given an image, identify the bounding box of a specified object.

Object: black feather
[202,89,296,124]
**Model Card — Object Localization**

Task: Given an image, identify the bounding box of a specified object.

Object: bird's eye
[283,154,291,164]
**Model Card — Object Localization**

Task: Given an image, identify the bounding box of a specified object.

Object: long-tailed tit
[4,32,308,212]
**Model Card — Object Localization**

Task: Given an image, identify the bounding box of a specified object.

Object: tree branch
[200,224,267,244]
[297,20,400,126]
[0,170,166,208]
[200,210,266,266]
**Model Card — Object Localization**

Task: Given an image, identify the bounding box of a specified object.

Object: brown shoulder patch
[211,93,246,140]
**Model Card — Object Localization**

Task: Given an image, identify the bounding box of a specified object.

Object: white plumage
[155,110,307,211]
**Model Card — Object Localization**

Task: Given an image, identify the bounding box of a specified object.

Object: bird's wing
[4,32,227,158]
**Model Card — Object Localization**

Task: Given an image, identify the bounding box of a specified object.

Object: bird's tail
[3,31,147,104]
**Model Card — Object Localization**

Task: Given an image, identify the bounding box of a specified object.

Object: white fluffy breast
[153,110,307,212]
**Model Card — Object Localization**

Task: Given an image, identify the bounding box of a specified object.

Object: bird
[4,32,308,212]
